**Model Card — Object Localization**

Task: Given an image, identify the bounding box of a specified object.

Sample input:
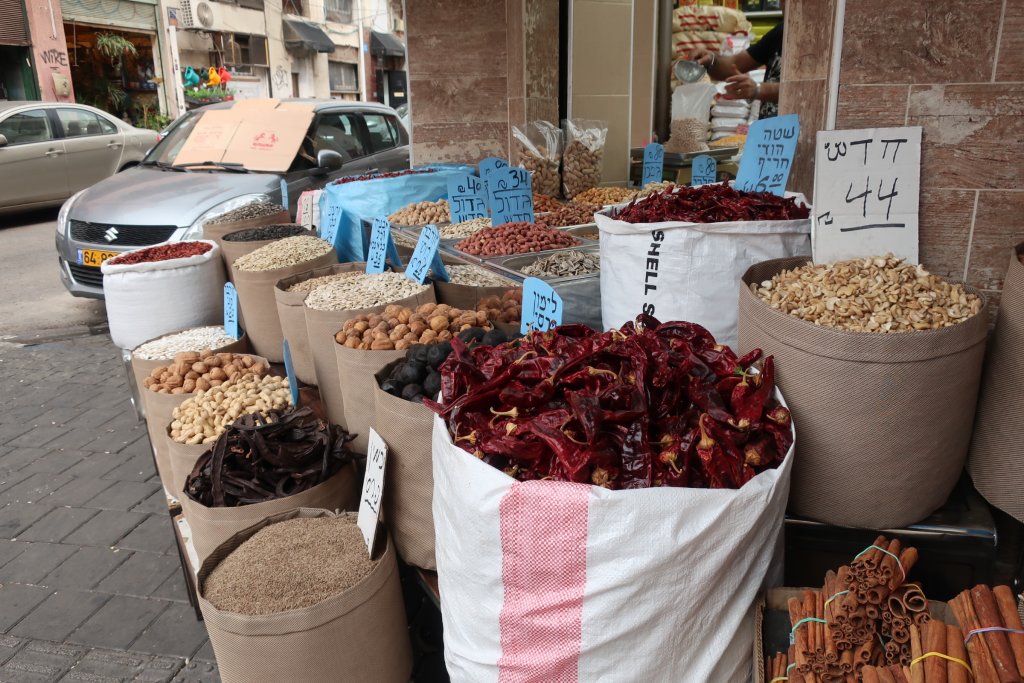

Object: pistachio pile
[304,272,430,312]
[233,235,332,272]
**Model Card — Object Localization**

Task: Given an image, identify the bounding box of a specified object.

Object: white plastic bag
[432,411,793,682]
[596,197,811,348]
[102,240,226,349]
[666,83,717,154]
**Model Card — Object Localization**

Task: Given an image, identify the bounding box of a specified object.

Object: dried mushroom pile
[755,256,983,333]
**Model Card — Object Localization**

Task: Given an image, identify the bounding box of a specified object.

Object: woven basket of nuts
[738,256,989,528]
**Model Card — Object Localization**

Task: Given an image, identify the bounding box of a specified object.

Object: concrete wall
[25,0,74,101]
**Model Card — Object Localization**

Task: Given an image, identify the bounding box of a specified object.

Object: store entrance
[0,46,39,100]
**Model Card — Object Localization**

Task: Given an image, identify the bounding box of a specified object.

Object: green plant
[95,32,137,72]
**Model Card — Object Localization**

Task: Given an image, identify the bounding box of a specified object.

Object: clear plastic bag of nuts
[561,119,608,200]
[513,121,562,198]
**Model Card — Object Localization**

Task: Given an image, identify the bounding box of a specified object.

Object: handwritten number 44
[845,176,899,219]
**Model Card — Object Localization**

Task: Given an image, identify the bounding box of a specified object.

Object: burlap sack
[372,361,436,569]
[203,210,290,251]
[197,509,412,683]
[144,391,190,494]
[968,243,1024,522]
[275,264,364,386]
[180,464,357,563]
[233,249,337,362]
[433,281,516,311]
[336,346,405,454]
[166,427,209,498]
[305,279,434,430]
[220,225,308,282]
[737,257,989,528]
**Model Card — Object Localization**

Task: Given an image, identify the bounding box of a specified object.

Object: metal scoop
[674,59,707,83]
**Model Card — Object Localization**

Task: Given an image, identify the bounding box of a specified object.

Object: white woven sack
[102,240,226,350]
[431,409,793,682]
[596,196,810,347]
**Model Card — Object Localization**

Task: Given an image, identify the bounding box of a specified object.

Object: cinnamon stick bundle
[949,590,1001,683]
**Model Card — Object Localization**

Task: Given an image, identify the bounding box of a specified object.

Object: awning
[370,30,405,57]
[283,16,334,53]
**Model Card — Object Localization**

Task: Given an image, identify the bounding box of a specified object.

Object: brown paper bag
[737,257,988,528]
[197,509,412,683]
[166,427,209,498]
[335,346,405,454]
[373,362,436,570]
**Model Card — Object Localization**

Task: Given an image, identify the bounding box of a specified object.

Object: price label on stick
[734,113,799,196]
[297,190,315,228]
[447,174,488,223]
[404,224,448,284]
[223,282,240,340]
[641,142,665,188]
[320,197,342,246]
[690,154,718,186]
[357,429,388,557]
[478,156,508,182]
[366,217,403,274]
[521,277,563,335]
[488,167,534,226]
[282,339,299,407]
[279,179,289,211]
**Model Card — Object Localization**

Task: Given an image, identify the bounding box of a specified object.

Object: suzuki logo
[103,227,119,243]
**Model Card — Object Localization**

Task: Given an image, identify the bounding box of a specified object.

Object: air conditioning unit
[178,0,216,29]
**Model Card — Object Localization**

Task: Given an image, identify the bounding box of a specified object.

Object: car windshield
[143,111,204,165]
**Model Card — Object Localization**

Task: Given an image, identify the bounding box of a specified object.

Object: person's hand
[724,73,760,100]
[689,48,716,67]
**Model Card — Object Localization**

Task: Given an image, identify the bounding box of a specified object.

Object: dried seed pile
[233,235,332,272]
[170,375,292,445]
[664,118,709,154]
[304,272,429,312]
[206,202,286,225]
[572,186,638,205]
[388,199,450,225]
[444,264,515,287]
[285,271,361,293]
[755,256,983,333]
[223,225,306,242]
[537,203,600,228]
[439,217,492,240]
[203,516,375,615]
[521,250,600,278]
[133,326,236,360]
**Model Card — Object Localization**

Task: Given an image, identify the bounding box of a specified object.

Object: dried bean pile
[455,222,578,256]
[533,193,564,213]
[133,326,236,360]
[206,202,286,225]
[203,515,374,615]
[145,351,269,394]
[233,235,332,272]
[335,302,495,351]
[445,264,515,287]
[304,272,429,312]
[614,185,810,223]
[107,242,211,266]
[521,250,600,278]
[439,217,491,240]
[171,375,292,445]
[332,168,435,185]
[223,225,306,242]
[184,407,355,508]
[286,271,360,294]
[429,315,791,489]
[537,202,600,228]
[755,256,983,333]
[572,186,638,205]
[388,199,450,225]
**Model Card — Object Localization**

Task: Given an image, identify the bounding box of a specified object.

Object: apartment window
[325,0,353,23]
[328,61,358,93]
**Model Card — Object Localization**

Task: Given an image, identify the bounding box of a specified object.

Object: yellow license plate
[78,249,119,267]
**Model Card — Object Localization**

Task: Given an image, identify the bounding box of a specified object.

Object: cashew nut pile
[170,374,292,445]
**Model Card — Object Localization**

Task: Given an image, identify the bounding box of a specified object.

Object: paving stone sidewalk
[0,334,220,682]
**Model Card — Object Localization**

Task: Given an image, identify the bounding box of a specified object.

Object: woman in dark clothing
[690,22,783,119]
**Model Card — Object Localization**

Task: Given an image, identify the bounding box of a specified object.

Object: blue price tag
[320,198,342,245]
[641,143,665,188]
[478,156,508,181]
[366,217,403,274]
[447,174,489,223]
[279,179,289,211]
[404,224,448,284]
[521,277,563,335]
[734,113,799,196]
[690,154,718,186]
[282,339,299,407]
[223,282,240,340]
[487,167,534,226]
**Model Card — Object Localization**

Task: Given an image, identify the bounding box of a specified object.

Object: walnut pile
[754,256,983,333]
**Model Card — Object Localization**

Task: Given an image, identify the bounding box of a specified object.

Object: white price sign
[812,126,922,264]
[357,428,387,556]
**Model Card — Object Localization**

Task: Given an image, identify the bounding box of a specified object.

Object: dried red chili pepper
[614,184,810,224]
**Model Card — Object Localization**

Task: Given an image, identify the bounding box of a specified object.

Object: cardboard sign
[521,277,563,335]
[479,156,509,181]
[223,282,240,340]
[812,126,922,264]
[222,108,315,172]
[283,339,299,406]
[487,167,535,225]
[357,428,387,556]
[297,190,318,229]
[320,197,343,246]
[366,218,403,273]
[230,98,280,111]
[404,224,448,283]
[691,154,718,186]
[173,109,241,166]
[641,143,665,188]
[447,174,488,223]
[734,113,799,196]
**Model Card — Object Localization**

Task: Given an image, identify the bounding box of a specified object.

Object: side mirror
[313,149,343,175]
[0,134,8,148]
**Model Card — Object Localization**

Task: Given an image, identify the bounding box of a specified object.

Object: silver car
[0,101,158,215]
[56,99,410,298]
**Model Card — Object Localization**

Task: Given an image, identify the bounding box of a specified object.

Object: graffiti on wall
[40,49,68,67]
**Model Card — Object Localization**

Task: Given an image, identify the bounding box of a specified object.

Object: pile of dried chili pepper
[613,184,809,224]
[184,407,355,507]
[426,314,793,490]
